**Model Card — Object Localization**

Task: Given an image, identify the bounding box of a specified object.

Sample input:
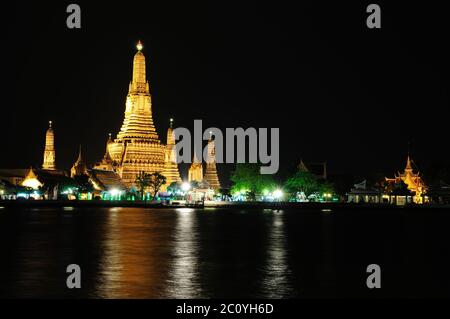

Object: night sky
[3,1,449,186]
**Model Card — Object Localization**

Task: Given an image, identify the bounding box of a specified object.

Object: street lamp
[273,189,283,201]
[109,188,121,200]
[181,182,191,205]
[182,182,191,193]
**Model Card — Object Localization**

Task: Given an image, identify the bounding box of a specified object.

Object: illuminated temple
[203,135,221,190]
[385,155,428,204]
[103,41,181,189]
[42,121,56,170]
[0,41,222,199]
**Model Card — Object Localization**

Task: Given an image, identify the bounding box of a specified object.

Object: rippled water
[0,206,449,298]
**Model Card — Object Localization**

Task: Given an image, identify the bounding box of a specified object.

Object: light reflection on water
[261,211,293,298]
[0,207,301,298]
[96,209,123,298]
[94,208,173,298]
[1,206,443,298]
[165,208,202,298]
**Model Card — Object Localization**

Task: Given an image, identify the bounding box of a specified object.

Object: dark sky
[2,1,449,185]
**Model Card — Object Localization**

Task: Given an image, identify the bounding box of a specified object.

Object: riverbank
[1,200,449,210]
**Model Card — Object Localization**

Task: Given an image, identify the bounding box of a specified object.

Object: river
[0,206,449,298]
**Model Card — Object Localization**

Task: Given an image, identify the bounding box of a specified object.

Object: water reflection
[317,211,336,293]
[12,213,59,298]
[1,207,442,298]
[96,210,123,298]
[165,208,202,298]
[261,210,293,298]
[95,208,172,298]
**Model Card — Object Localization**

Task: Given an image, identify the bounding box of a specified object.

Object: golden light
[136,40,143,51]
[22,178,42,190]
[273,189,283,199]
[182,182,191,192]
[91,180,102,191]
[176,207,194,214]
[21,168,43,190]
[109,189,121,197]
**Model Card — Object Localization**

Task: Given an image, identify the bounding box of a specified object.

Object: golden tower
[42,121,56,170]
[163,118,182,186]
[108,41,167,186]
[204,134,221,190]
[188,151,203,183]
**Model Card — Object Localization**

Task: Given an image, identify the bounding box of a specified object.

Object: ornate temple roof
[297,159,327,179]
[89,169,126,191]
[385,155,427,200]
[21,168,43,189]
[71,146,88,177]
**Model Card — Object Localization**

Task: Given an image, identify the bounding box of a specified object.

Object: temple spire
[193,151,201,163]
[132,40,147,91]
[406,141,412,170]
[405,155,412,171]
[42,120,56,170]
[298,158,308,172]
[163,117,181,185]
[104,135,112,160]
[189,151,203,183]
[136,40,143,51]
[204,136,221,190]
[71,145,87,177]
[166,118,175,145]
[77,145,83,163]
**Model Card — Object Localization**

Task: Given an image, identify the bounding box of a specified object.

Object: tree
[167,181,181,194]
[126,186,139,201]
[230,164,276,200]
[40,179,57,199]
[285,170,320,197]
[219,188,231,200]
[147,172,167,201]
[136,171,151,200]
[190,180,200,189]
[73,175,94,195]
[319,181,335,197]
